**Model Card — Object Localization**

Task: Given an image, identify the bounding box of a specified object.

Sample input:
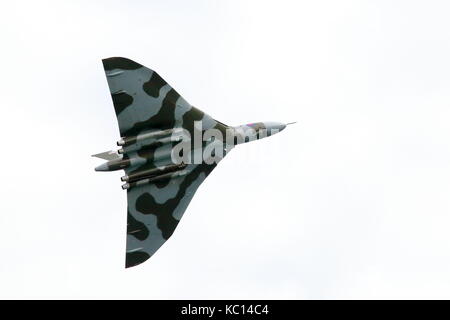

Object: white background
[1,0,450,299]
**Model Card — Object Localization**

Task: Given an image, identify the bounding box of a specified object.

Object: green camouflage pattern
[95,57,289,268]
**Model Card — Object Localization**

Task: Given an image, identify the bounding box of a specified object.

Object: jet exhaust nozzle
[118,128,184,148]
[121,163,187,183]
[117,138,125,146]
[121,169,188,190]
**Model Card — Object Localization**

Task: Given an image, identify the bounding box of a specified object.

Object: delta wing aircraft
[93,57,293,268]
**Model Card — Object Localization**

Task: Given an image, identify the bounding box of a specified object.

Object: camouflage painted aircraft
[93,57,293,268]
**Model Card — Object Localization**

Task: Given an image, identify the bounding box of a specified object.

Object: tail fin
[91,150,121,161]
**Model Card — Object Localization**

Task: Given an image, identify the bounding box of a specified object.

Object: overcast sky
[1,0,450,299]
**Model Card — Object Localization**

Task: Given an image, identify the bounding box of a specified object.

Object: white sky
[1,0,450,299]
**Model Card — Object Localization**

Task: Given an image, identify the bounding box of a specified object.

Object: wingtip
[102,57,142,71]
[125,251,151,268]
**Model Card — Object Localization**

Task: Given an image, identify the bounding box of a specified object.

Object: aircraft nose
[264,122,286,135]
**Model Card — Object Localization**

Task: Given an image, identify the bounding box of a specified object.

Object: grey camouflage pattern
[95,57,290,268]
